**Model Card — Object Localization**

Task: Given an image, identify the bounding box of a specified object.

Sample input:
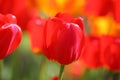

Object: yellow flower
[88,15,120,37]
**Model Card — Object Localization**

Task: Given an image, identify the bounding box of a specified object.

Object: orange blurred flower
[35,0,85,16]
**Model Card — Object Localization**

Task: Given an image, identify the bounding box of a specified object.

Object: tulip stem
[0,60,3,80]
[59,64,65,80]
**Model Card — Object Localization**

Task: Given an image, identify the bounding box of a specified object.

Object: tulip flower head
[81,36,102,69]
[51,76,63,80]
[0,13,22,59]
[28,13,85,65]
[52,77,58,80]
[84,0,120,23]
[101,35,120,71]
[0,0,38,30]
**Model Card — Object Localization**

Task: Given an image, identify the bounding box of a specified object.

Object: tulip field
[0,0,120,80]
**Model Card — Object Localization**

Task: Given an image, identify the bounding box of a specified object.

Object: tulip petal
[55,13,74,22]
[0,24,22,59]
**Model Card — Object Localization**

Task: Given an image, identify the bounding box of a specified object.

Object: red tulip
[113,0,120,23]
[101,35,120,71]
[84,0,111,16]
[0,0,38,30]
[0,13,22,59]
[84,0,120,23]
[28,13,85,65]
[27,17,46,53]
[51,76,63,80]
[81,36,102,69]
[52,77,58,80]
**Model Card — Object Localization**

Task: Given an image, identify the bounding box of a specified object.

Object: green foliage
[1,32,120,80]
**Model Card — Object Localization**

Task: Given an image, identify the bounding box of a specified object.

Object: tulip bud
[0,13,22,59]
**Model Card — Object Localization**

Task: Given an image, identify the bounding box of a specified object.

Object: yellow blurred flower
[35,0,85,17]
[88,15,120,37]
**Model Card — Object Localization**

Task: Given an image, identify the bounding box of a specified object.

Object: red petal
[44,18,65,59]
[0,13,17,27]
[113,0,120,23]
[56,23,84,64]
[55,13,74,22]
[74,17,84,31]
[0,24,22,59]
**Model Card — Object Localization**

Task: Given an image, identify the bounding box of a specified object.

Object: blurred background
[0,0,120,80]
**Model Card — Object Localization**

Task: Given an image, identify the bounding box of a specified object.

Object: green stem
[39,56,47,80]
[59,64,65,80]
[0,60,3,80]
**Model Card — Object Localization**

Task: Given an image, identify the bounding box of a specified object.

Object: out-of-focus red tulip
[84,0,111,16]
[27,17,46,53]
[0,0,38,30]
[101,35,120,71]
[0,13,22,59]
[28,13,85,65]
[81,36,102,69]
[113,0,120,23]
[52,77,58,80]
[84,0,120,23]
[51,76,63,80]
